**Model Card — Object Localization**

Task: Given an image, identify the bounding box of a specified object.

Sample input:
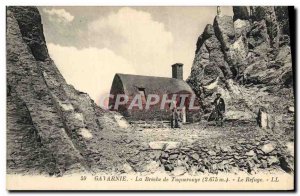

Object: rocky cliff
[187,6,294,130]
[6,6,135,176]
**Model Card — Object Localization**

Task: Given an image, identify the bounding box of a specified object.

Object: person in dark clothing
[212,93,225,126]
[170,108,181,128]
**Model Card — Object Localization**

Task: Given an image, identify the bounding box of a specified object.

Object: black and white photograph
[5,5,295,191]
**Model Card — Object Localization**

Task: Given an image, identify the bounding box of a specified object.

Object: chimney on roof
[172,63,183,80]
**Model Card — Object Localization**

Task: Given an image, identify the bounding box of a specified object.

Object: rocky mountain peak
[233,6,249,21]
[8,7,49,61]
[187,6,293,129]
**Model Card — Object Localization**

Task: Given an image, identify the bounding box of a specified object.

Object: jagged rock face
[213,15,250,77]
[188,24,231,97]
[6,7,125,175]
[213,15,236,51]
[251,6,280,48]
[188,6,293,90]
[187,6,294,128]
[247,20,270,52]
[7,8,80,175]
[234,19,251,38]
[275,6,290,36]
[8,7,49,61]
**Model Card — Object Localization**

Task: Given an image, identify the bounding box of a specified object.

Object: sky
[38,6,233,105]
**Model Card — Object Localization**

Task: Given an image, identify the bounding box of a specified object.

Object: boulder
[245,150,256,156]
[191,153,200,160]
[260,160,268,168]
[267,156,279,166]
[114,114,130,128]
[286,142,294,157]
[207,150,216,156]
[288,107,294,113]
[261,143,276,154]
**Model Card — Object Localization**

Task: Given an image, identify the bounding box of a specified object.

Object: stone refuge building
[109,64,199,121]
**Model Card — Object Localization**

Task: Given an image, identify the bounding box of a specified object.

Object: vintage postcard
[6,6,295,191]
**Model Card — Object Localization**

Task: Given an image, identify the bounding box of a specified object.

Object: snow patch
[204,77,219,90]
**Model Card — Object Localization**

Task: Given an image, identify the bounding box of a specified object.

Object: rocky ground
[108,120,294,176]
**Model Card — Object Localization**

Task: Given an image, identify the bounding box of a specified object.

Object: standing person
[170,108,180,128]
[213,93,225,126]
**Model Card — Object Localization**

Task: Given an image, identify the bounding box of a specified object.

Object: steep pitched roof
[113,73,194,96]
